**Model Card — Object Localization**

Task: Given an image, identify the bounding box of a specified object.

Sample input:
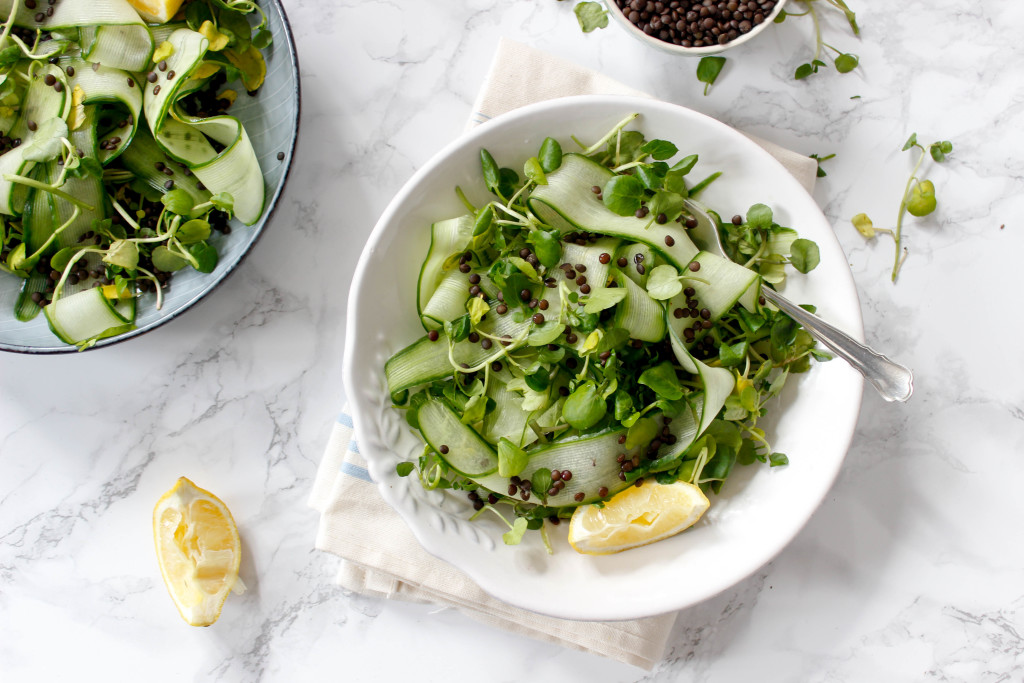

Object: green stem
[891,146,927,282]
[574,113,640,156]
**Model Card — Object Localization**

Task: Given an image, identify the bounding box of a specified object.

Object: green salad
[0,0,273,348]
[388,113,831,547]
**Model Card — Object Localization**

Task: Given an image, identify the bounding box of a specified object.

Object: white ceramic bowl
[608,0,788,56]
[344,95,864,621]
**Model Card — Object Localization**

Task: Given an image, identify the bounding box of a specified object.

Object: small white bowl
[608,0,788,56]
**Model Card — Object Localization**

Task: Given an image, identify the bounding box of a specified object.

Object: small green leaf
[467,296,489,325]
[717,340,748,367]
[789,238,820,273]
[102,239,139,270]
[151,246,188,272]
[645,264,683,300]
[161,189,195,216]
[526,229,561,268]
[210,192,234,214]
[906,179,937,217]
[794,63,815,80]
[769,452,789,467]
[252,28,273,50]
[834,53,859,73]
[746,203,773,230]
[669,154,698,175]
[638,362,683,400]
[538,137,563,173]
[640,139,678,161]
[902,133,918,151]
[502,516,529,545]
[524,156,548,186]
[696,56,726,95]
[480,149,501,195]
[851,213,876,239]
[188,242,218,273]
[581,286,627,313]
[177,219,211,245]
[602,174,646,216]
[395,462,414,477]
[574,1,609,32]
[562,380,607,430]
[473,204,494,237]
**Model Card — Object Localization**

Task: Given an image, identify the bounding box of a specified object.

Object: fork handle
[761,288,914,402]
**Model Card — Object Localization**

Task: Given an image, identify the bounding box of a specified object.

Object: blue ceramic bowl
[0,0,300,353]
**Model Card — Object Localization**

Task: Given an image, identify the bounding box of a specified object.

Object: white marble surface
[2,0,1023,680]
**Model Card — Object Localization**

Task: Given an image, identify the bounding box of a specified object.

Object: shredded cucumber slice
[43,287,135,345]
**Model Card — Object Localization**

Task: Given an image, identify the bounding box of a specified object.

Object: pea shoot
[775,0,861,80]
[852,133,954,282]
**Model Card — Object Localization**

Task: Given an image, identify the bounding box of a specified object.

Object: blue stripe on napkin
[340,461,373,483]
[337,412,354,428]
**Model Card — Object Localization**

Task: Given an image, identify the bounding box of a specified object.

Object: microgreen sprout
[776,0,860,80]
[852,133,953,282]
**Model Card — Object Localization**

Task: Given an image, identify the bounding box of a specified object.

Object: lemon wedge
[153,477,243,626]
[127,0,185,24]
[568,480,710,555]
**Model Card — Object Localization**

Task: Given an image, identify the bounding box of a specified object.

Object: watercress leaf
[669,153,698,175]
[445,313,471,343]
[188,241,218,273]
[528,319,563,346]
[662,169,688,196]
[467,296,489,325]
[252,28,273,50]
[151,245,188,272]
[812,59,827,68]
[574,1,609,32]
[48,246,78,272]
[525,368,549,392]
[210,192,234,214]
[524,156,547,186]
[849,212,875,238]
[461,394,488,424]
[625,416,659,450]
[67,156,103,180]
[22,117,68,162]
[102,239,139,270]
[717,340,748,367]
[531,468,553,499]
[614,389,633,421]
[789,238,820,273]
[770,316,798,355]
[902,133,918,151]
[794,62,814,80]
[497,167,519,198]
[906,179,936,217]
[613,131,646,165]
[696,56,726,95]
[395,462,414,477]
[177,219,211,245]
[834,53,859,73]
[502,516,529,545]
[597,327,630,352]
[746,203,773,230]
[645,264,683,300]
[582,286,627,313]
[601,174,645,216]
[538,137,563,173]
[563,380,607,430]
[526,229,561,268]
[635,164,663,191]
[480,149,501,194]
[0,45,21,68]
[473,204,494,238]
[769,452,789,467]
[640,139,678,161]
[186,2,214,30]
[647,189,684,223]
[161,189,195,216]
[509,255,539,281]
[638,362,683,400]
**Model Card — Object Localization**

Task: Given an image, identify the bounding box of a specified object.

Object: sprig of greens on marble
[851,134,954,283]
[774,0,860,80]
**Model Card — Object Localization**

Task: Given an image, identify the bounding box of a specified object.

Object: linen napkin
[311,39,817,671]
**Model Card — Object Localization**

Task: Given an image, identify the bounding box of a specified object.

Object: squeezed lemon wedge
[568,480,710,555]
[127,0,185,25]
[153,477,243,626]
